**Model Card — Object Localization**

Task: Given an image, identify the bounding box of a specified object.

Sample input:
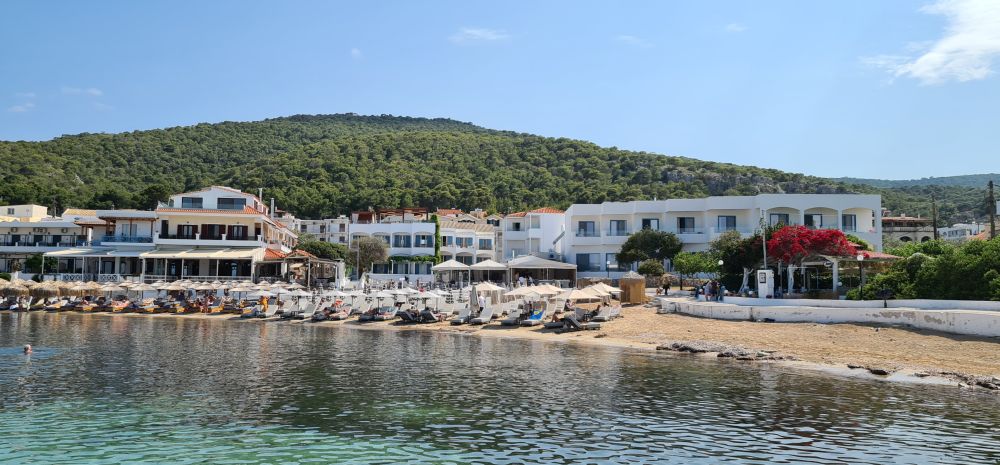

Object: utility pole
[931,193,939,241]
[989,180,997,240]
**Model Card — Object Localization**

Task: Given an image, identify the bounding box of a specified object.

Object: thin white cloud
[449,27,510,44]
[61,86,103,96]
[350,48,363,59]
[863,0,1000,85]
[615,35,653,48]
[8,102,36,113]
[14,92,36,98]
[725,23,747,33]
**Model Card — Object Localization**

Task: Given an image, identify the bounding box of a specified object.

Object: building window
[769,213,790,227]
[804,214,823,228]
[677,217,696,234]
[415,234,434,247]
[181,197,203,209]
[606,253,622,271]
[375,235,390,245]
[443,236,454,246]
[319,225,326,234]
[393,234,412,248]
[228,225,248,240]
[217,198,246,210]
[6,208,13,215]
[530,217,541,229]
[641,218,659,230]
[842,214,857,232]
[478,238,493,250]
[577,221,597,237]
[178,224,197,239]
[717,216,736,231]
[201,224,224,240]
[609,220,628,236]
[576,253,600,271]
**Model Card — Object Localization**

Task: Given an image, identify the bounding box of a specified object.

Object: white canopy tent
[506,255,577,286]
[432,259,471,287]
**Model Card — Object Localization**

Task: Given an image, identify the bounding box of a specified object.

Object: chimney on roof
[270,198,275,218]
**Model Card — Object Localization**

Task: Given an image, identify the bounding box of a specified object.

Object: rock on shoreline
[655,340,798,361]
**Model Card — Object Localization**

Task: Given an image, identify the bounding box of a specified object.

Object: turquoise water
[1,312,998,464]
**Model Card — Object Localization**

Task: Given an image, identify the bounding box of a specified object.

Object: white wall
[663,299,1000,337]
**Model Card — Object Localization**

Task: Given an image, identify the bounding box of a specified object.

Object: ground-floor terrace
[40,247,290,283]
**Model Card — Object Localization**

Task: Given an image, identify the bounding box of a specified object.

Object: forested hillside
[833,174,999,189]
[0,114,988,223]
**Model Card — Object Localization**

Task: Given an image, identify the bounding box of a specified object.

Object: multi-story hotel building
[562,194,882,278]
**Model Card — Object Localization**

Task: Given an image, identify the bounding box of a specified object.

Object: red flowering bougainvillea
[766,225,856,264]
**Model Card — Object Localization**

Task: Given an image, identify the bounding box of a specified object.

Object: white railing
[142,275,253,283]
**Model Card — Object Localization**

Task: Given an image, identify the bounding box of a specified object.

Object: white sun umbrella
[374,290,394,307]
[286,282,305,290]
[163,283,187,292]
[130,282,157,299]
[475,282,504,293]
[557,289,600,302]
[249,290,275,298]
[290,289,312,298]
[583,285,611,297]
[100,284,126,295]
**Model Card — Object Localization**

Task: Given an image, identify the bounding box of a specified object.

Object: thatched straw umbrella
[1,282,30,296]
[30,281,61,298]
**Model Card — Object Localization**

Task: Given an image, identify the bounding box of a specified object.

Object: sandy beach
[15,303,1000,389]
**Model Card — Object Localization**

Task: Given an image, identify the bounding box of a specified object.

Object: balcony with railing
[101,235,155,244]
[0,235,88,249]
[156,233,265,246]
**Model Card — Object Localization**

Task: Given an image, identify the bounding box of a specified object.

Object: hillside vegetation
[833,174,999,189]
[0,114,988,223]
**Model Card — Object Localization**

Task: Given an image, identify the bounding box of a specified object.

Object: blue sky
[2,0,999,179]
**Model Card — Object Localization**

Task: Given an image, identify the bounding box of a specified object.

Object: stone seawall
[660,299,1000,338]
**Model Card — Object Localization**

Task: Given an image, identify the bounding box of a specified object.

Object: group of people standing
[699,280,726,302]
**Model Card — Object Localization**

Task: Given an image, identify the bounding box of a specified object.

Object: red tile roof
[264,249,288,260]
[436,208,464,216]
[287,249,318,259]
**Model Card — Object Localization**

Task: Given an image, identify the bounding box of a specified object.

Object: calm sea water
[0,312,998,464]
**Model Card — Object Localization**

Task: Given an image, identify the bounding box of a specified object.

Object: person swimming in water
[23,344,32,354]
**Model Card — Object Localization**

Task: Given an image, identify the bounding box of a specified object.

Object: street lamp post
[856,254,865,300]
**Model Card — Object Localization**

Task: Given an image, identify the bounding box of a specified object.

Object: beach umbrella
[289,289,312,298]
[583,286,611,297]
[249,290,275,298]
[1,283,30,296]
[475,282,504,293]
[557,289,600,302]
[286,282,305,290]
[30,282,61,298]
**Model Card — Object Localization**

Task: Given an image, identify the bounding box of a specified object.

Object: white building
[292,216,350,245]
[43,186,298,282]
[939,223,984,242]
[501,208,566,262]
[0,204,49,222]
[563,194,882,278]
[440,220,498,265]
[349,208,437,281]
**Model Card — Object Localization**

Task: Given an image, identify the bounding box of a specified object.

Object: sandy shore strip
[13,304,1000,390]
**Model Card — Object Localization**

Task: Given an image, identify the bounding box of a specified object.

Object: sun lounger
[295,302,318,320]
[590,306,613,322]
[419,308,445,323]
[44,299,68,311]
[470,306,495,325]
[500,308,523,326]
[397,310,419,323]
[373,307,398,321]
[521,305,548,326]
[560,315,601,331]
[450,307,471,325]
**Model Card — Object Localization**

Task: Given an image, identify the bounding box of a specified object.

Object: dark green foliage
[0,273,10,281]
[618,229,683,265]
[294,239,347,261]
[431,214,441,264]
[637,259,665,277]
[845,234,871,251]
[849,238,1000,300]
[24,253,57,274]
[0,113,958,220]
[833,174,999,189]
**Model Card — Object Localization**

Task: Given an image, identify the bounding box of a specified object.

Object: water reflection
[1,312,998,464]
